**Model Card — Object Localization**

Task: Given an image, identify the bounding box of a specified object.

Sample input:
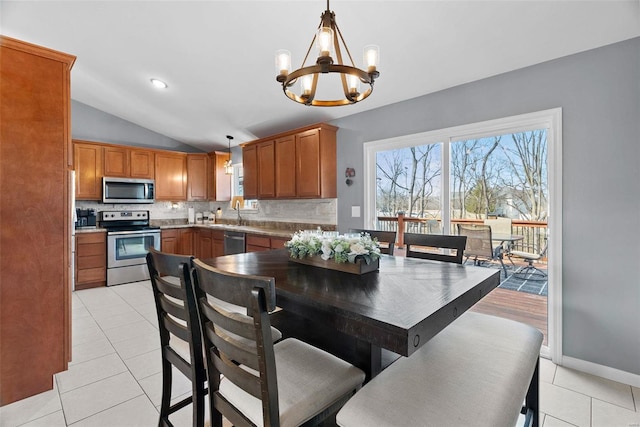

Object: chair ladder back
[197,267,277,312]
[146,249,206,427]
[404,233,467,264]
[349,229,396,255]
[191,259,281,427]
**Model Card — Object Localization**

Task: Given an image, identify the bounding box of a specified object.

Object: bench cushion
[337,312,543,427]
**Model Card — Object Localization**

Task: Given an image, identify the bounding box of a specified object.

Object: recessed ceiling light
[150,78,168,89]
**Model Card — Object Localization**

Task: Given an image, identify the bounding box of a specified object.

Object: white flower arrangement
[285,230,381,265]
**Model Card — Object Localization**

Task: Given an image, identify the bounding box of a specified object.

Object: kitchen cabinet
[275,135,296,198]
[212,230,224,257]
[74,141,104,200]
[103,146,129,177]
[187,154,208,201]
[129,149,155,179]
[161,229,179,254]
[257,141,276,198]
[242,140,275,199]
[162,228,195,255]
[208,151,231,201]
[195,228,224,258]
[155,151,187,200]
[196,229,213,259]
[242,144,258,199]
[179,228,195,255]
[75,233,106,290]
[270,236,290,250]
[242,123,337,200]
[1,36,75,405]
[246,234,291,252]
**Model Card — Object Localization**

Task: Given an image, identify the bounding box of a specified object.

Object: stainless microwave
[102,177,155,204]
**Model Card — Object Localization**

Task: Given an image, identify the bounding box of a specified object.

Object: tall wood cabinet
[242,123,337,200]
[0,36,75,405]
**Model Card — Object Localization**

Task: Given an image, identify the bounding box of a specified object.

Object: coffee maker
[76,208,97,228]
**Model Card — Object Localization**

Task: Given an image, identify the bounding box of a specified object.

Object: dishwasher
[224,230,246,255]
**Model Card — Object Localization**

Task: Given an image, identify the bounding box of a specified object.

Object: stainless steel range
[101,210,160,286]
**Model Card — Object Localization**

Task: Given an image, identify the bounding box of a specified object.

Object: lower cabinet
[76,232,106,289]
[246,234,291,252]
[163,228,288,257]
[195,229,224,258]
[162,228,196,256]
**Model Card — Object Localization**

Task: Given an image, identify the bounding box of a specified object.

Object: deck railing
[376,214,547,257]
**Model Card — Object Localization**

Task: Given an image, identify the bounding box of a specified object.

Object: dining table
[202,248,501,380]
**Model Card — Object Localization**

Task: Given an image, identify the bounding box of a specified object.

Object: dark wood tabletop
[202,248,500,378]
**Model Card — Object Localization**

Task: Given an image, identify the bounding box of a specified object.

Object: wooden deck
[471,287,548,346]
[392,246,549,346]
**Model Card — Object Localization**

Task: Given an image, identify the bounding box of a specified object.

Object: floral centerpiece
[285,230,381,274]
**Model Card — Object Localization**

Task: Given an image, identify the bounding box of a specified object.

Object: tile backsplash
[76,198,337,227]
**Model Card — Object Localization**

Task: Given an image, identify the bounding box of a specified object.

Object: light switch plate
[351,206,361,217]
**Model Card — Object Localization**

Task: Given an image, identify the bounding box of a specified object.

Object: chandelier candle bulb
[364,45,380,73]
[275,49,291,77]
[317,27,333,57]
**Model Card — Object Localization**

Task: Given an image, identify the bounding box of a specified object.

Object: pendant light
[224,135,233,175]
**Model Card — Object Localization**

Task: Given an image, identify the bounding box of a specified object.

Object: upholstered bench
[336,311,543,427]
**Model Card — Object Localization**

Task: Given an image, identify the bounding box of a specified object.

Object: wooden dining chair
[349,229,396,255]
[404,232,467,264]
[189,258,366,427]
[146,248,207,427]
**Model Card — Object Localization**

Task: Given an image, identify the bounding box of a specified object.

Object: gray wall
[332,37,640,376]
[72,100,202,152]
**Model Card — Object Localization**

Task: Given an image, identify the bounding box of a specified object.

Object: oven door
[107,230,160,268]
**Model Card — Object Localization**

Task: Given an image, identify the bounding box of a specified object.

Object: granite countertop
[159,223,294,239]
[75,227,107,233]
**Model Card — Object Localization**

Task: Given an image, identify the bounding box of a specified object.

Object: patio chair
[484,217,514,252]
[510,238,548,281]
[349,229,396,255]
[404,233,467,264]
[457,224,508,277]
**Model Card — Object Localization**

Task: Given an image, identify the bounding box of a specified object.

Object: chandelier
[224,135,233,175]
[275,0,380,107]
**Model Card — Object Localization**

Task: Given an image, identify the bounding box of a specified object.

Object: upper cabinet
[242,123,337,199]
[129,149,155,179]
[155,151,187,200]
[208,151,231,201]
[187,153,208,201]
[74,141,103,200]
[73,140,230,201]
[103,146,129,177]
[242,144,258,199]
[104,146,155,179]
[75,141,157,200]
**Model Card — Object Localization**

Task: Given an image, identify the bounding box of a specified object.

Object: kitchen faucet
[235,200,242,225]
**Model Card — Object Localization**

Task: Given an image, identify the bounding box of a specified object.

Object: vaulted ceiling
[2,1,639,151]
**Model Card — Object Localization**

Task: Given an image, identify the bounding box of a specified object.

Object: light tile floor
[1,280,638,427]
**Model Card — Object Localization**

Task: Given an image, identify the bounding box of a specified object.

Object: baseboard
[560,355,640,388]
